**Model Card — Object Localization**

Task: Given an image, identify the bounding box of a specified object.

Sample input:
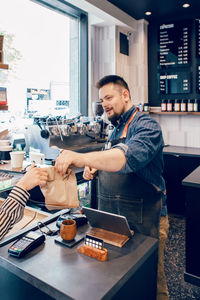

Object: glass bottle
[174,99,180,112]
[187,99,194,112]
[167,99,173,112]
[143,103,149,112]
[138,103,143,112]
[181,99,187,112]
[161,99,167,112]
[193,99,199,112]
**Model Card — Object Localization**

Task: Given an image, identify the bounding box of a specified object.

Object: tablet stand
[88,227,134,248]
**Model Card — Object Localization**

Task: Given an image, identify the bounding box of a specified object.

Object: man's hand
[83,166,98,180]
[55,150,83,176]
[16,165,48,191]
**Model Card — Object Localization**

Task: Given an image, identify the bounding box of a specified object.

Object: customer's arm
[0,166,48,240]
[0,186,30,240]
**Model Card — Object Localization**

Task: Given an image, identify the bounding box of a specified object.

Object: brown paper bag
[41,166,79,210]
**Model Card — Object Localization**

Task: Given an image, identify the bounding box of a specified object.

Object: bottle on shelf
[174,99,181,112]
[180,99,187,112]
[187,99,194,112]
[193,99,199,112]
[138,103,143,112]
[143,103,150,112]
[161,99,167,112]
[167,99,173,112]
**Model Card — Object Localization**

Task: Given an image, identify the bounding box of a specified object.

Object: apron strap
[120,108,138,139]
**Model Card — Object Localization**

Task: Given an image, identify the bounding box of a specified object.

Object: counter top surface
[182,166,200,188]
[0,225,157,300]
[163,146,200,157]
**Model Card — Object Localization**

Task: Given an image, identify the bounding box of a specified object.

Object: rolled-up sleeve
[0,186,30,240]
[113,116,164,174]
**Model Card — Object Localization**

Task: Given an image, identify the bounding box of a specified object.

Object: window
[0,0,88,117]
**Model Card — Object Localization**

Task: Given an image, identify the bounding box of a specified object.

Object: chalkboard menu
[158,71,190,94]
[196,19,200,58]
[158,20,191,68]
[197,66,200,93]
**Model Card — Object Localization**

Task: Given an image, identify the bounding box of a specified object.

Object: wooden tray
[0,198,50,238]
[0,162,24,173]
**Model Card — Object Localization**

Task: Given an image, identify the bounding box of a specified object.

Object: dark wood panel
[163,154,200,214]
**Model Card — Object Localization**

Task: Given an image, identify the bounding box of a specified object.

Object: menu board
[197,66,200,93]
[158,20,191,68]
[158,71,190,94]
[196,19,200,58]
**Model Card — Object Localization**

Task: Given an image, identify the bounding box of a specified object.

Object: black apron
[98,111,162,238]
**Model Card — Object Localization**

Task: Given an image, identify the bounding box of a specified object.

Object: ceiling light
[182,3,190,8]
[145,11,152,16]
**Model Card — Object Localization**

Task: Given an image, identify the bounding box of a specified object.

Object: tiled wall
[152,114,200,147]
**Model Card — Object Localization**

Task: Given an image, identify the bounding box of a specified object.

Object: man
[55,75,169,300]
[0,165,48,240]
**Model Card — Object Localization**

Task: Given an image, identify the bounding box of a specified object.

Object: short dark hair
[96,75,130,93]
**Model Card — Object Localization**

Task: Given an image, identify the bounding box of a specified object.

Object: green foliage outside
[0,30,22,84]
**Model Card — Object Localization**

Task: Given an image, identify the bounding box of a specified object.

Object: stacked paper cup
[0,140,12,161]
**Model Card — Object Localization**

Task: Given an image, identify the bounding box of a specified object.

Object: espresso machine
[33,110,109,153]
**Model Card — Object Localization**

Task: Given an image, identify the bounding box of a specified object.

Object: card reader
[8,231,45,258]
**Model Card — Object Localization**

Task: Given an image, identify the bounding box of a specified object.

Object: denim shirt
[108,105,167,216]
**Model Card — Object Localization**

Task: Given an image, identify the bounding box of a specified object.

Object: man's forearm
[75,148,126,172]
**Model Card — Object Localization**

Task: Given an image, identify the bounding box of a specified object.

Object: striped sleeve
[0,186,30,241]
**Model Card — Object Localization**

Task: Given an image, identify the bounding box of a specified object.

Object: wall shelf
[150,112,200,115]
[0,63,9,69]
[0,105,8,110]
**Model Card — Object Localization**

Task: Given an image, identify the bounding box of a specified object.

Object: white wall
[89,20,148,116]
[115,20,148,105]
[152,114,200,147]
[89,25,116,116]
